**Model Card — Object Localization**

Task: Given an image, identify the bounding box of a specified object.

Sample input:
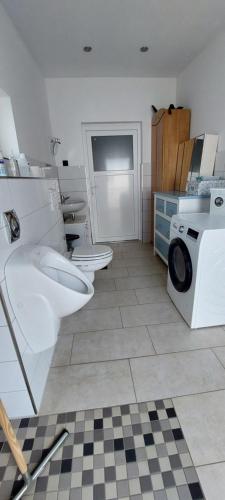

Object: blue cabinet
[155,214,170,239]
[155,234,169,261]
[156,197,164,213]
[154,192,210,265]
[166,201,177,217]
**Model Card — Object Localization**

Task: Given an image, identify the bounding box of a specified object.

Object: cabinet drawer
[155,234,169,262]
[155,214,170,239]
[166,201,177,217]
[156,197,165,213]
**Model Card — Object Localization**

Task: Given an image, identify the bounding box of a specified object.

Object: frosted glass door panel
[95,174,135,238]
[91,135,134,171]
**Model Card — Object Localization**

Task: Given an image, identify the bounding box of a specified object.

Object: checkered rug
[0,399,204,499]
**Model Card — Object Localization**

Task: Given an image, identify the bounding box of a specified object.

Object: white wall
[0,93,19,157]
[177,30,225,176]
[46,77,176,241]
[46,77,176,166]
[0,3,52,163]
[0,178,65,418]
[177,30,225,137]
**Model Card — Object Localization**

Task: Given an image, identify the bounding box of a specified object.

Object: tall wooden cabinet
[151,108,191,239]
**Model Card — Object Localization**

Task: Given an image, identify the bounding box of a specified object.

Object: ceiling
[2,0,225,77]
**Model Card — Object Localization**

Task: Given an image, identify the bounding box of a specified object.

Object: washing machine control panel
[187,227,199,240]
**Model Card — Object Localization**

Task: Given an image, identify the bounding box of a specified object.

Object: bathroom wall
[46,77,176,241]
[177,29,225,177]
[0,178,65,418]
[58,165,88,216]
[0,3,52,162]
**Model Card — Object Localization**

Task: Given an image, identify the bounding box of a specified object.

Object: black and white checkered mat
[0,399,204,499]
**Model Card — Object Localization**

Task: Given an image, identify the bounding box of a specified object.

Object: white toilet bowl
[70,244,113,282]
[5,245,94,353]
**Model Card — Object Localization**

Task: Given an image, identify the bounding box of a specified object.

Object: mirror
[189,135,204,179]
[188,133,218,180]
[175,133,219,192]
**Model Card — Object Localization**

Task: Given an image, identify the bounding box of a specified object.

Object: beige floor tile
[60,307,122,334]
[112,257,156,268]
[115,274,166,291]
[120,303,181,327]
[51,334,74,367]
[197,462,225,500]
[136,286,170,305]
[94,278,116,292]
[213,346,225,367]
[40,360,136,414]
[95,268,128,279]
[71,326,155,364]
[148,322,225,354]
[130,350,225,402]
[84,290,138,310]
[173,390,225,466]
[127,264,166,276]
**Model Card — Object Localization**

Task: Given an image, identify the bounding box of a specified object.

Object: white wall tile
[143,232,151,243]
[143,198,151,212]
[0,279,15,323]
[0,326,16,362]
[142,163,151,176]
[59,178,87,193]
[143,211,151,223]
[143,175,151,189]
[7,179,50,218]
[142,220,151,233]
[0,361,26,392]
[58,166,86,179]
[0,179,12,229]
[0,390,34,418]
[142,186,151,200]
[40,221,66,254]
[13,319,28,356]
[0,178,65,415]
[0,299,6,327]
[0,320,27,363]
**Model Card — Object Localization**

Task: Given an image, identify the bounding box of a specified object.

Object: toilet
[70,244,113,282]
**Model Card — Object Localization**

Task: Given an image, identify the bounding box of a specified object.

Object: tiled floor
[0,400,204,500]
[2,240,225,498]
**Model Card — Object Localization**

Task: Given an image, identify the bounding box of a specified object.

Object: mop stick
[0,400,69,500]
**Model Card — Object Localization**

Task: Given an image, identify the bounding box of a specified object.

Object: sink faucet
[60,194,70,204]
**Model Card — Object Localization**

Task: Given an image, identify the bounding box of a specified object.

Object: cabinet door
[162,109,191,191]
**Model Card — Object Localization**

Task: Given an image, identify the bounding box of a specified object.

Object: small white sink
[62,200,86,214]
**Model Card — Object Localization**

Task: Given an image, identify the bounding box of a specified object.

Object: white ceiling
[2,0,225,77]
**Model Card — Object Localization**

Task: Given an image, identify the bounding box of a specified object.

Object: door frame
[82,122,142,243]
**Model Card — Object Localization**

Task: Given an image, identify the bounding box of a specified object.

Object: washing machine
[167,212,225,328]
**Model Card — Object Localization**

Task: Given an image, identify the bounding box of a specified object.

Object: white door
[84,123,141,242]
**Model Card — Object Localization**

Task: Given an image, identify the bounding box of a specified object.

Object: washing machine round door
[168,238,192,292]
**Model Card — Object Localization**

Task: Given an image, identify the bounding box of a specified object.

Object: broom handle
[0,400,28,475]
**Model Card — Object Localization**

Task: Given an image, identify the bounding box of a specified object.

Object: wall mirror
[188,133,218,180]
[175,133,218,191]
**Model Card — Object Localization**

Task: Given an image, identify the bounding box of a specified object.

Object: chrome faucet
[60,194,70,204]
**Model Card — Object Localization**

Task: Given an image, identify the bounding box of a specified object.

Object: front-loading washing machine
[167,212,225,328]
